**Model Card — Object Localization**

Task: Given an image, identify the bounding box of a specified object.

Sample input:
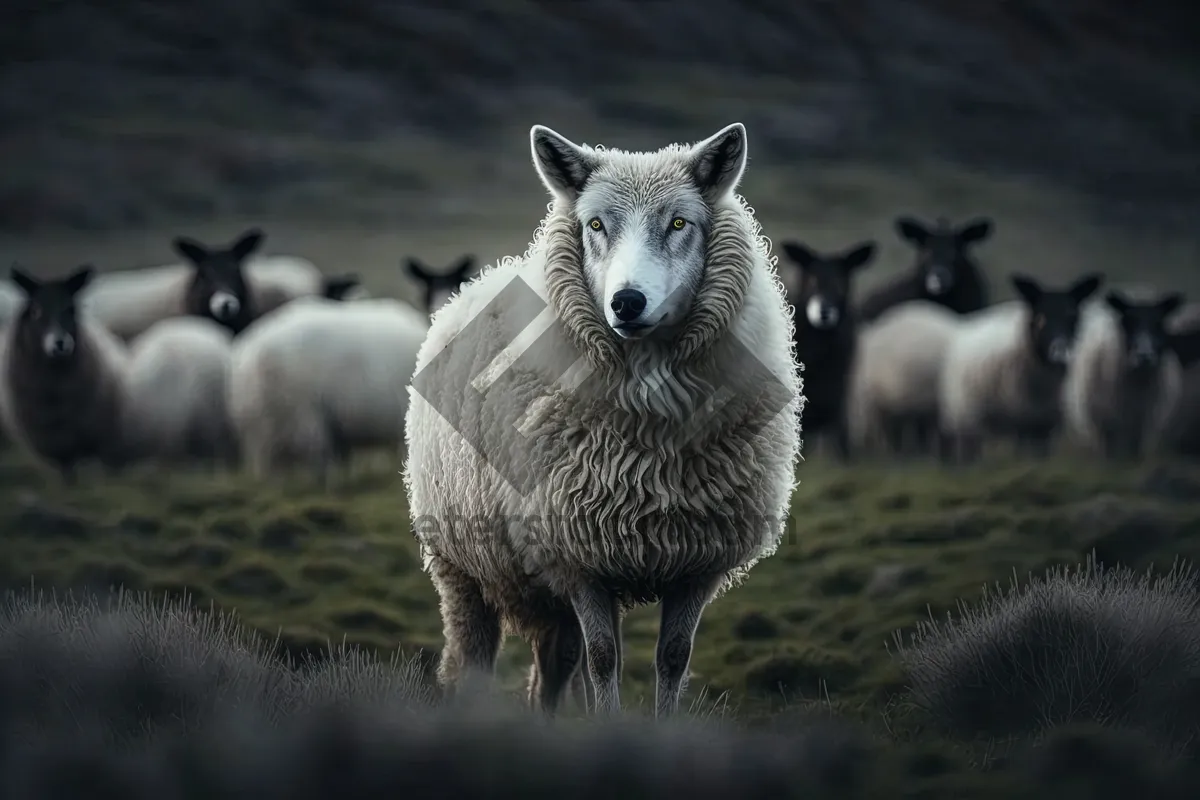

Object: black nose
[610,289,647,322]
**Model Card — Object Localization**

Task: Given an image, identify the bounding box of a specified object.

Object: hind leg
[528,612,585,715]
[428,557,501,694]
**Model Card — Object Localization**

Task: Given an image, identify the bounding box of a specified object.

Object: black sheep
[857,215,993,323]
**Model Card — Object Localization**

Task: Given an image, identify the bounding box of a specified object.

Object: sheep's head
[1011,271,1105,368]
[1106,289,1185,372]
[895,215,992,298]
[780,240,875,332]
[406,255,474,315]
[530,122,747,341]
[321,274,362,302]
[10,264,93,361]
[173,228,261,333]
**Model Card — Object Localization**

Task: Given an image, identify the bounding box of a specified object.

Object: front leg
[570,581,622,715]
[654,573,724,718]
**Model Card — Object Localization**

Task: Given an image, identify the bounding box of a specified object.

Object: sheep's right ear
[530,125,598,201]
[64,265,94,296]
[451,254,476,278]
[173,236,209,266]
[1011,273,1043,306]
[1105,290,1131,316]
[406,258,431,283]
[10,266,39,296]
[1069,273,1105,305]
[895,216,930,246]
[782,241,817,270]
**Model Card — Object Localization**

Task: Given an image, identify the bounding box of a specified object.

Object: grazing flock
[0,121,1198,719]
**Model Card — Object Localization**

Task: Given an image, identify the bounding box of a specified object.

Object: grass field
[4,441,1199,729]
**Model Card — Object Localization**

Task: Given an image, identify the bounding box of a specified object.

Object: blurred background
[0,0,1199,719]
[3,0,1199,299]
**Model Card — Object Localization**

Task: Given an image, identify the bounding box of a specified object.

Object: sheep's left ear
[64,265,95,296]
[688,122,747,203]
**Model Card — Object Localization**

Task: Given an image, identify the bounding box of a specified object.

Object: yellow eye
[671,217,687,230]
[588,218,602,231]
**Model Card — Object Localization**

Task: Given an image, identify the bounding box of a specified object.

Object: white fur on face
[925,267,952,296]
[42,330,74,358]
[1047,337,1073,365]
[805,296,840,329]
[576,170,710,340]
[209,291,240,321]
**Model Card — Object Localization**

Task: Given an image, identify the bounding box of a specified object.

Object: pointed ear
[895,216,930,247]
[322,274,360,301]
[406,258,431,283]
[451,254,476,278]
[956,217,993,245]
[841,242,877,271]
[1069,272,1105,304]
[1011,273,1043,306]
[64,265,94,296]
[530,125,599,201]
[10,266,39,296]
[230,228,264,261]
[782,241,817,270]
[1157,292,1185,319]
[688,122,748,202]
[1104,290,1131,316]
[173,237,208,266]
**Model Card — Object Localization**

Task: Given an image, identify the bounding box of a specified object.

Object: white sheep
[939,271,1104,461]
[1062,288,1185,459]
[847,300,961,457]
[122,317,239,467]
[226,296,430,483]
[404,122,801,718]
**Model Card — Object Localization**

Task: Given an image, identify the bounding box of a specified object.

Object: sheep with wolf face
[405,122,802,718]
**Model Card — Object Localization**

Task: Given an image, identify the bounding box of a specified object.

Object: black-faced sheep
[938,271,1104,462]
[320,273,364,301]
[79,229,265,340]
[404,122,801,718]
[227,296,430,485]
[846,300,961,457]
[0,266,130,482]
[778,239,876,459]
[1062,288,1185,460]
[857,215,993,323]
[122,316,239,467]
[406,255,475,315]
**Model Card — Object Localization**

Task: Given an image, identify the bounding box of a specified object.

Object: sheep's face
[531,123,748,341]
[1012,272,1105,368]
[173,228,261,333]
[1106,290,1185,372]
[781,240,876,332]
[10,265,93,361]
[895,216,992,297]
[406,255,475,316]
